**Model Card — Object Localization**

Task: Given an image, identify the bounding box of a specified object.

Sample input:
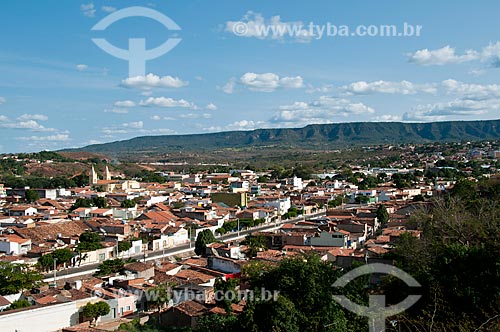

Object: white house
[0,234,32,255]
[7,206,37,217]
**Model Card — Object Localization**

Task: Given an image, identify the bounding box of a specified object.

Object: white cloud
[80,3,96,17]
[205,103,218,111]
[402,99,498,121]
[221,78,236,94]
[114,100,136,107]
[372,114,403,122]
[408,42,500,67]
[17,134,70,141]
[139,97,197,109]
[121,73,188,89]
[101,121,144,134]
[0,115,9,122]
[240,72,303,92]
[271,96,375,126]
[222,72,304,93]
[76,64,88,71]
[101,5,116,13]
[341,80,437,95]
[442,79,500,100]
[305,84,334,94]
[179,113,212,119]
[150,115,175,121]
[225,11,314,43]
[122,121,144,129]
[205,120,267,132]
[0,97,6,105]
[104,108,129,114]
[0,120,55,131]
[17,114,48,121]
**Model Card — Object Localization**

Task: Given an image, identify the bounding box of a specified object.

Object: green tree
[376,204,389,226]
[239,295,300,332]
[25,189,39,202]
[214,278,240,313]
[243,235,268,258]
[195,314,238,332]
[194,229,216,256]
[8,299,31,310]
[243,254,347,332]
[0,262,44,295]
[94,259,125,276]
[92,196,108,208]
[120,199,136,208]
[82,301,110,326]
[52,248,74,266]
[70,198,92,210]
[118,241,132,253]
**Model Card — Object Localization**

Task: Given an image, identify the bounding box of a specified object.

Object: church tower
[105,166,111,181]
[90,165,98,185]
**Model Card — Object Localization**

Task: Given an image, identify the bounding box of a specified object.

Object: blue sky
[1,1,500,152]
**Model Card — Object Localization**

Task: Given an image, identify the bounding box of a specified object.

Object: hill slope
[67,120,500,156]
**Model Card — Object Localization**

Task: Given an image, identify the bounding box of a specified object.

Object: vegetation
[94,258,128,277]
[24,189,39,202]
[118,241,132,253]
[194,229,216,256]
[376,204,389,226]
[71,197,107,210]
[120,199,136,208]
[38,248,74,271]
[82,301,110,325]
[7,299,31,310]
[0,262,44,295]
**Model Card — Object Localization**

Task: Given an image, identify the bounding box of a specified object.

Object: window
[126,305,131,311]
[99,253,105,261]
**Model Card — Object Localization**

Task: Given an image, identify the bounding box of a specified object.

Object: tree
[243,235,268,258]
[82,301,110,326]
[0,262,44,295]
[94,259,125,276]
[92,196,108,208]
[77,231,103,251]
[25,189,39,202]
[239,295,300,332]
[120,199,136,208]
[118,241,132,253]
[195,314,238,332]
[242,254,347,332]
[194,229,216,256]
[8,299,31,310]
[214,278,240,313]
[71,197,92,210]
[376,204,389,226]
[53,248,73,266]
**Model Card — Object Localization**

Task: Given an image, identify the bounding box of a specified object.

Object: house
[0,234,32,255]
[306,230,350,248]
[207,256,242,274]
[123,262,155,280]
[6,206,38,217]
[90,208,113,218]
[159,300,209,329]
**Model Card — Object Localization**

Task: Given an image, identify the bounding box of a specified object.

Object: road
[43,210,326,282]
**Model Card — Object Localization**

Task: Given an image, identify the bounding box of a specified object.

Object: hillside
[66,120,500,156]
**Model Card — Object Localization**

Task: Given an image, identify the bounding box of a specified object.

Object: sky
[1,1,500,152]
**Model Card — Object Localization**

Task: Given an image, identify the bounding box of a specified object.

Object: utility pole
[52,258,58,288]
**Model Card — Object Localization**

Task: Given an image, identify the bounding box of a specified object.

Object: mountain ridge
[65,120,500,156]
